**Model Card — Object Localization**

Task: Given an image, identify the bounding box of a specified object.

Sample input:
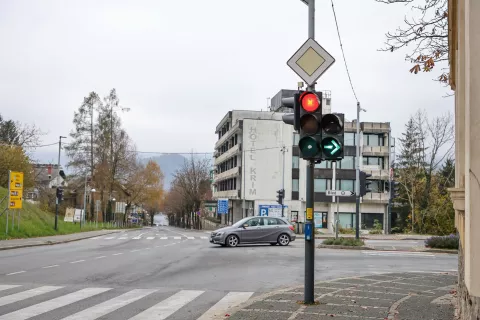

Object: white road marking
[0,287,111,320]
[147,237,155,240]
[133,237,142,240]
[0,285,21,292]
[42,265,59,269]
[129,290,204,320]
[70,260,85,264]
[160,237,168,240]
[61,289,157,320]
[104,237,115,240]
[200,237,208,240]
[0,286,63,307]
[6,271,26,276]
[131,249,141,252]
[197,291,254,320]
[144,248,151,250]
[112,253,123,256]
[94,256,106,260]
[90,237,102,240]
[174,236,181,240]
[187,237,194,240]
[119,237,128,240]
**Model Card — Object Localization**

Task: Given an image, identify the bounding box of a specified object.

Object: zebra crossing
[0,283,254,320]
[90,236,209,241]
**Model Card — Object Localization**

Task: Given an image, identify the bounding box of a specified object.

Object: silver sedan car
[210,216,296,247]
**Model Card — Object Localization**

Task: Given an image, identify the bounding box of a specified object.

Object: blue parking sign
[217,198,229,214]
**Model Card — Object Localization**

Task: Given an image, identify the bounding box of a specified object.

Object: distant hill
[142,154,186,190]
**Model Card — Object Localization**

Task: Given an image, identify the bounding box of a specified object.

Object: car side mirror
[242,224,248,229]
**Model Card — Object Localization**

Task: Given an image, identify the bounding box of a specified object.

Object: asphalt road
[0,226,458,320]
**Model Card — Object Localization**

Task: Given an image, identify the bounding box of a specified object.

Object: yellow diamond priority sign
[287,38,335,86]
[8,171,24,209]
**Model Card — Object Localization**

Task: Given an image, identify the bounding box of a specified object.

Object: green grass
[0,187,138,240]
[322,237,365,246]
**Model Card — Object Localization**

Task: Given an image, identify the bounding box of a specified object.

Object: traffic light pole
[355,103,361,240]
[281,146,286,217]
[305,160,315,304]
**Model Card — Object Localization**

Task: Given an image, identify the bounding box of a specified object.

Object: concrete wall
[458,243,480,318]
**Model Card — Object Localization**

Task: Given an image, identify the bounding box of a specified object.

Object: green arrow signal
[330,140,340,154]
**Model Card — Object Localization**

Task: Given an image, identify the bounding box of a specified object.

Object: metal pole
[305,160,315,303]
[336,196,339,239]
[281,146,286,218]
[386,129,392,234]
[5,211,8,236]
[55,136,63,231]
[355,102,361,239]
[304,0,316,305]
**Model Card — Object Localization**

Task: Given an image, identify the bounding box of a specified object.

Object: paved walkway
[227,272,457,320]
[315,234,433,240]
[0,229,122,250]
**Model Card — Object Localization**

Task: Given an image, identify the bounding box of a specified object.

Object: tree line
[65,89,164,224]
[393,110,455,235]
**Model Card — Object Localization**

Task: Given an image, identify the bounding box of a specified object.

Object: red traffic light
[300,92,320,112]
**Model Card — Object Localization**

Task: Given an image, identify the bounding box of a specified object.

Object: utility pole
[55,136,66,231]
[304,0,316,305]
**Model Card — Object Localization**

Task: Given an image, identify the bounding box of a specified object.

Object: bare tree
[376,0,450,83]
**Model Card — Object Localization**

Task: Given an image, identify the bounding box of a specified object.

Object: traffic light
[56,187,64,202]
[391,180,400,199]
[319,113,344,160]
[360,171,372,197]
[276,189,285,205]
[298,91,323,160]
[281,94,300,131]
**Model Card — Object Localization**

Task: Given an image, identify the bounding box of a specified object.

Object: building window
[362,213,383,229]
[338,213,356,229]
[314,178,328,192]
[293,133,299,145]
[340,180,354,192]
[363,134,384,147]
[363,156,384,169]
[339,156,354,169]
[344,132,355,146]
[292,156,299,169]
[292,179,299,192]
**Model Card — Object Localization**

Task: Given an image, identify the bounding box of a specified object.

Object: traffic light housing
[56,187,64,202]
[319,113,344,161]
[276,189,285,205]
[298,91,323,160]
[391,180,400,199]
[360,171,372,197]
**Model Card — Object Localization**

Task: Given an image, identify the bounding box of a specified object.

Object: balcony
[215,121,241,149]
[362,192,389,203]
[214,166,240,182]
[362,146,389,156]
[361,165,389,179]
[215,143,241,165]
[213,190,240,200]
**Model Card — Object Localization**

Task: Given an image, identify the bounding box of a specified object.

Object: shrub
[391,227,403,234]
[338,227,355,234]
[369,229,383,234]
[424,234,459,249]
[323,237,365,246]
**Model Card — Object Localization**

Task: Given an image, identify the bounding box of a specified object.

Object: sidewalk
[315,234,433,240]
[227,272,457,320]
[0,229,123,250]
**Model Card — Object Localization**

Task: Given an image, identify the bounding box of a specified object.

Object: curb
[0,230,122,251]
[317,244,373,250]
[314,236,430,240]
[425,248,458,254]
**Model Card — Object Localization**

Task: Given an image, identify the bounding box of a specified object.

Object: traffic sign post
[217,199,229,214]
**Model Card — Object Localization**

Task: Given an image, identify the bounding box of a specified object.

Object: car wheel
[226,235,239,247]
[277,233,290,246]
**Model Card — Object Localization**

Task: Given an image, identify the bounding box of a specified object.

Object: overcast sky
[0,0,453,165]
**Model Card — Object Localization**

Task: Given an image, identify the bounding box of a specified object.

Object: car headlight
[216,232,224,236]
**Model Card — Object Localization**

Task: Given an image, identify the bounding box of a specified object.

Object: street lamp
[91,188,96,228]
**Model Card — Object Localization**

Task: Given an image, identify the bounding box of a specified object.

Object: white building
[212,91,392,233]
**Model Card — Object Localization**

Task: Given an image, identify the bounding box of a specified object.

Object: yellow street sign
[9,200,22,209]
[9,171,24,209]
[306,208,313,220]
[9,171,24,191]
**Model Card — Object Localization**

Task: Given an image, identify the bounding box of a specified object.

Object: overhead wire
[331,0,359,102]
